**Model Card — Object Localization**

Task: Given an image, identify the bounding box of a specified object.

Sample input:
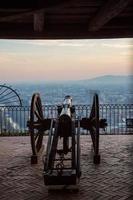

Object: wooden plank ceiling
[0,0,133,39]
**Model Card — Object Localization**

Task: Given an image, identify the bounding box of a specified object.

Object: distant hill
[79,75,133,86]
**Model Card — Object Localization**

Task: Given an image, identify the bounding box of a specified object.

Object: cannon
[27,93,107,188]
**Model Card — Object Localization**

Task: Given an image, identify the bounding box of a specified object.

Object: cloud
[25,40,61,46]
[0,52,17,63]
[19,38,133,48]
[57,41,96,47]
[1,39,132,50]
[15,39,98,48]
[120,51,133,56]
[102,42,133,49]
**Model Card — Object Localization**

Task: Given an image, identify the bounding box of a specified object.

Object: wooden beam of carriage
[88,0,132,31]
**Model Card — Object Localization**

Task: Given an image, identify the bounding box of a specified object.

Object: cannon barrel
[59,95,72,118]
[58,95,73,137]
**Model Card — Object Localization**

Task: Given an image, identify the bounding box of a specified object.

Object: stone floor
[0,135,133,200]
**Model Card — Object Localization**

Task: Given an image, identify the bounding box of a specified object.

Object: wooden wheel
[29,93,44,164]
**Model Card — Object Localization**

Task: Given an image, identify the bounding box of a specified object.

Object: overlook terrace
[1,135,133,199]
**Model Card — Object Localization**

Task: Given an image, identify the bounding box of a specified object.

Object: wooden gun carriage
[27,93,107,188]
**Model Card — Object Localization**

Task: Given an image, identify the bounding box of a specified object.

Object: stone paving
[0,135,133,200]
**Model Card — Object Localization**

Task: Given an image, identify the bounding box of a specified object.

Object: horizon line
[1,74,132,85]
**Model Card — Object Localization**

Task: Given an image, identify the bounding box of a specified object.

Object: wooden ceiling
[0,0,133,39]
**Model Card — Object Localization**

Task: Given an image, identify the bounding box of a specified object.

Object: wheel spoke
[36,133,44,152]
[34,110,42,121]
[34,131,40,141]
[36,97,43,119]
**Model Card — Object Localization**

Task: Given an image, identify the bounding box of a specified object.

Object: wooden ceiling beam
[88,0,132,31]
[0,0,83,22]
[0,0,79,9]
[0,10,35,22]
[0,27,132,39]
[0,9,30,12]
[0,1,76,22]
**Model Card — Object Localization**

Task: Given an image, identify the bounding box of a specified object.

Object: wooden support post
[34,11,44,32]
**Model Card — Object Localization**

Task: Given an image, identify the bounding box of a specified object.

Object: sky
[0,38,132,83]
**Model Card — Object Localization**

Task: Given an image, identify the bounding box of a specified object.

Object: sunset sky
[0,38,132,83]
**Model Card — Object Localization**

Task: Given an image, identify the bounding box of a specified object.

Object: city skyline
[0,38,132,83]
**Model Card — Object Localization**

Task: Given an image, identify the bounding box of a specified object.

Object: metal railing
[0,104,133,135]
